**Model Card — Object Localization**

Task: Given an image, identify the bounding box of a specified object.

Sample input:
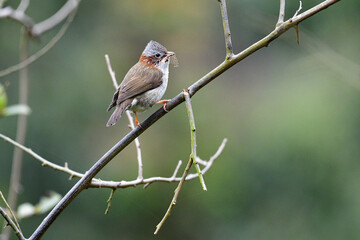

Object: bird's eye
[155,53,161,58]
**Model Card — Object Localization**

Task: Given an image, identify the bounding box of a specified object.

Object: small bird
[106,40,175,127]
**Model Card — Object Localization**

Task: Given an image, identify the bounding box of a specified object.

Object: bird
[106,40,175,127]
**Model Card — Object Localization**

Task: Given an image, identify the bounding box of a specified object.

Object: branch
[0,192,25,240]
[184,90,207,190]
[0,192,21,234]
[2,31,29,240]
[0,0,79,37]
[219,0,233,59]
[31,0,80,36]
[28,1,340,239]
[0,132,224,189]
[0,207,25,240]
[126,111,144,180]
[154,89,212,234]
[277,0,285,26]
[105,54,119,89]
[0,9,77,78]
[0,6,35,30]
[17,0,30,13]
[104,189,115,215]
[154,150,193,235]
[292,1,303,18]
[0,133,85,179]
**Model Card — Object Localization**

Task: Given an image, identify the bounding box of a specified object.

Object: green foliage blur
[1,0,360,239]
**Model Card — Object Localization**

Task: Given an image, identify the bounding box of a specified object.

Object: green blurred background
[1,0,360,239]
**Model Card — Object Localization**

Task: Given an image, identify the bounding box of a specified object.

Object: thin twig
[28,1,340,239]
[277,0,286,26]
[31,0,81,36]
[292,1,302,45]
[0,6,35,30]
[144,160,182,188]
[0,207,25,240]
[126,111,143,180]
[154,89,215,234]
[184,90,207,191]
[0,192,21,233]
[17,0,30,12]
[0,8,77,78]
[292,1,303,18]
[171,160,182,179]
[0,133,84,178]
[104,189,115,215]
[154,156,193,235]
[105,54,119,89]
[3,30,29,240]
[0,0,79,37]
[219,0,233,59]
[0,133,223,189]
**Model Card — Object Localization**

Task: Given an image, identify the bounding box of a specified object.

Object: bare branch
[184,90,207,191]
[28,1,340,239]
[2,31,30,240]
[31,0,80,36]
[0,0,79,37]
[153,139,227,233]
[104,189,115,215]
[171,160,183,179]
[277,0,286,26]
[0,207,25,240]
[105,54,119,89]
[126,111,143,180]
[0,133,85,179]
[154,153,193,235]
[0,10,77,78]
[0,192,21,233]
[0,6,35,30]
[0,192,25,240]
[293,1,303,18]
[0,133,224,189]
[17,0,30,13]
[219,0,233,59]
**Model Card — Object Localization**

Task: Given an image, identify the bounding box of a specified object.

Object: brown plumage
[106,40,174,127]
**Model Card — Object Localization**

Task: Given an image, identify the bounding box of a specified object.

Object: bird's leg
[134,112,141,127]
[155,99,170,112]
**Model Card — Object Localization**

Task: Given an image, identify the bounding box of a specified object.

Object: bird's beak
[166,51,175,56]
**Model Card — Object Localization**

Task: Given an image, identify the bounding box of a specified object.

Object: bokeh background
[1,0,360,239]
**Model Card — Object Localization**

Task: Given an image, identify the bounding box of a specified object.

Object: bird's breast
[130,62,170,112]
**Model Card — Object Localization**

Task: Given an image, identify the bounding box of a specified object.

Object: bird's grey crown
[143,40,167,57]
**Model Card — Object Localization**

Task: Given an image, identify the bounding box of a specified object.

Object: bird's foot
[134,112,142,128]
[155,99,170,112]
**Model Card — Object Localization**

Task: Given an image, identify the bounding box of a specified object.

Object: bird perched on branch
[106,40,176,127]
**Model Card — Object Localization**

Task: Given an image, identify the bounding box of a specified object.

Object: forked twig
[154,153,193,235]
[0,192,25,240]
[0,133,224,189]
[184,90,207,190]
[154,89,208,234]
[0,9,77,78]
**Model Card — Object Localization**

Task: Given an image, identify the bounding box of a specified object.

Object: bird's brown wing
[107,62,163,111]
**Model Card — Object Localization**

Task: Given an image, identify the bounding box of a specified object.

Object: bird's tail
[106,99,132,127]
